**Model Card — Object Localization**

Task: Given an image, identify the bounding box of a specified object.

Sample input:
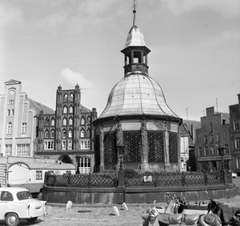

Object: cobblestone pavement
[1,197,240,226]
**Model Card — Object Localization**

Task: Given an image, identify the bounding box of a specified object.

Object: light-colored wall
[0,81,38,157]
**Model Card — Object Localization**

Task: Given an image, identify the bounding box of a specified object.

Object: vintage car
[0,187,46,226]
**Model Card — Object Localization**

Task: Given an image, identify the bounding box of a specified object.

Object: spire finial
[133,0,138,26]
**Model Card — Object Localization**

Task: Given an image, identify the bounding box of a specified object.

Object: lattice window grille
[169,132,178,163]
[148,131,164,163]
[123,132,141,163]
[104,132,117,164]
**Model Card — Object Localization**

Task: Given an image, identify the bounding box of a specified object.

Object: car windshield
[17,191,33,200]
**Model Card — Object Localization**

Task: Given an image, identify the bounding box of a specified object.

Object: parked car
[232,172,237,178]
[0,187,46,226]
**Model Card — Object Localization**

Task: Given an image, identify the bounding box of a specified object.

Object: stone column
[164,122,171,170]
[99,125,104,172]
[140,121,149,170]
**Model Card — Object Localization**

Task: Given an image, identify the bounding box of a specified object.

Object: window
[8,100,14,105]
[87,116,91,123]
[69,117,73,125]
[233,121,240,131]
[210,146,214,155]
[210,123,213,132]
[17,144,30,157]
[11,109,14,116]
[45,130,49,138]
[45,117,50,126]
[50,130,54,138]
[81,117,85,125]
[51,118,55,126]
[203,135,208,144]
[80,139,90,149]
[62,129,67,138]
[216,134,221,143]
[79,157,91,174]
[62,141,66,150]
[62,118,67,126]
[0,191,13,201]
[225,144,229,154]
[210,134,214,143]
[205,146,209,156]
[21,123,27,134]
[44,141,54,150]
[36,171,43,180]
[68,129,72,138]
[237,157,240,169]
[235,137,240,149]
[7,122,12,134]
[69,106,73,113]
[80,129,85,138]
[5,145,12,156]
[198,147,203,156]
[86,128,90,137]
[7,109,11,116]
[67,140,72,150]
[63,106,68,114]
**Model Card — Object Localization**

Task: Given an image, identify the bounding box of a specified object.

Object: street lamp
[75,155,80,174]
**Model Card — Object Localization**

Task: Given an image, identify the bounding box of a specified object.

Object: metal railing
[44,170,231,188]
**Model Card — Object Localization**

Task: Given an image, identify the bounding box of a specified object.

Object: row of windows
[5,144,30,157]
[44,139,90,150]
[7,109,14,116]
[6,122,27,135]
[202,133,222,144]
[45,116,91,127]
[44,128,91,139]
[8,100,15,105]
[198,144,229,157]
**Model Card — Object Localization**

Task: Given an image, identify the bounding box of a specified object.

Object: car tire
[26,217,38,223]
[5,212,20,226]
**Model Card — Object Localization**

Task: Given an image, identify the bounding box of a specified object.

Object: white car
[232,172,237,178]
[0,187,46,226]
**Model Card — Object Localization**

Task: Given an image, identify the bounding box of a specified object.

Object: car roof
[0,187,29,192]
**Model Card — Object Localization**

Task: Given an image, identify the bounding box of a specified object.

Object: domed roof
[99,72,179,119]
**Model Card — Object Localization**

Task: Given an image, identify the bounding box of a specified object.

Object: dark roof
[81,104,91,113]
[28,98,55,114]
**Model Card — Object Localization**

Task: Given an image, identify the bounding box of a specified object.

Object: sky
[0,0,240,121]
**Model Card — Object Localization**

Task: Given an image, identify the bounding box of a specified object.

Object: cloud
[0,2,22,27]
[61,68,95,91]
[38,12,68,27]
[162,0,240,18]
[204,30,240,46]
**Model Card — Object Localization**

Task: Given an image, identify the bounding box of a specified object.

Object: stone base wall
[43,184,240,205]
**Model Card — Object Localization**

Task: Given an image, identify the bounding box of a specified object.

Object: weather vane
[133,0,138,26]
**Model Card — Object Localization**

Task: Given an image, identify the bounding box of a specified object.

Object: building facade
[36,85,97,174]
[229,94,240,174]
[0,80,54,158]
[179,120,201,171]
[195,107,231,171]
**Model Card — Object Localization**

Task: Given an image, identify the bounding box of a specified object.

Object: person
[37,188,43,200]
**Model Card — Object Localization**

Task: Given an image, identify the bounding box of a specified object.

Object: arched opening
[58,154,72,164]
